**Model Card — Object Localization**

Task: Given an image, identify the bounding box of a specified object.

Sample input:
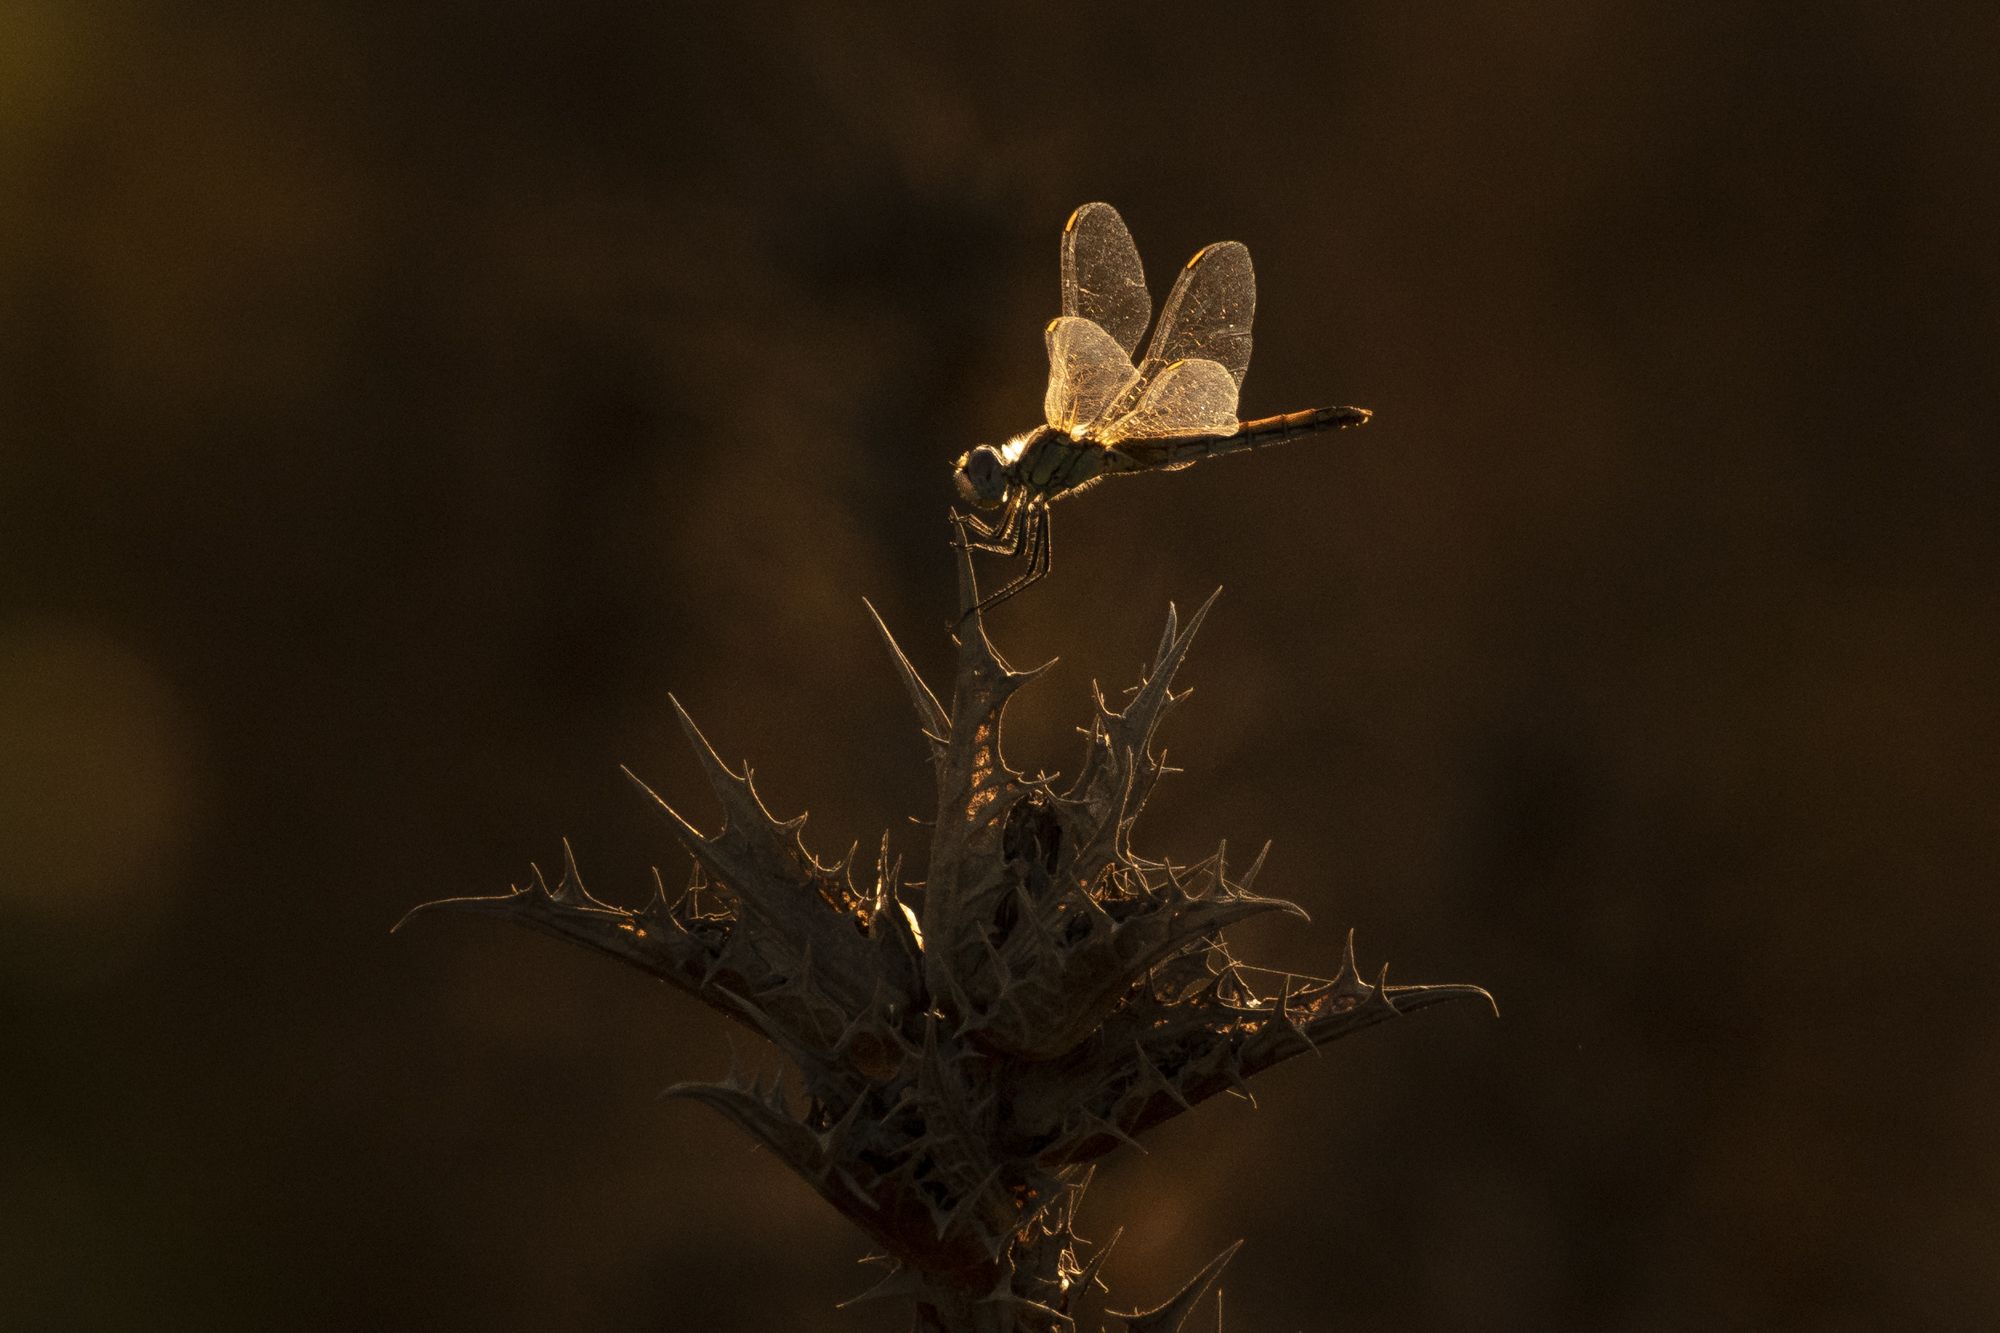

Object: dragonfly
[952,202,1371,616]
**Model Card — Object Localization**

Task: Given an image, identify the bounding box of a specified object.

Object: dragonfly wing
[1061,202,1152,358]
[1095,357,1240,446]
[1139,240,1255,388]
[1045,316,1141,435]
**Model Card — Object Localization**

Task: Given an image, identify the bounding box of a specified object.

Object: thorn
[388,881,532,934]
[1071,1110,1148,1158]
[976,1289,1072,1327]
[1114,1239,1242,1333]
[1236,840,1271,893]
[1375,962,1400,1015]
[640,865,693,937]
[1130,1041,1194,1111]
[831,1164,875,1204]
[836,1262,930,1309]
[1335,928,1364,994]
[545,838,620,913]
[1278,974,1322,1057]
[622,763,709,851]
[870,829,898,906]
[697,939,734,988]
[1220,1053,1259,1108]
[935,961,979,1037]
[943,1164,1006,1251]
[668,693,749,803]
[863,596,950,750]
[1072,1225,1123,1299]
[829,979,887,1061]
[744,764,809,836]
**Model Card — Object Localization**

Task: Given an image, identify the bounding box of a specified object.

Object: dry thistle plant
[401,528,1492,1331]
[405,201,1489,1329]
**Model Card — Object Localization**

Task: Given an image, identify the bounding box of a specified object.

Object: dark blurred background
[4,2,1995,1329]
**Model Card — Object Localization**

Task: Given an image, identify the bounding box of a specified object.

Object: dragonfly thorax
[956,426,1123,510]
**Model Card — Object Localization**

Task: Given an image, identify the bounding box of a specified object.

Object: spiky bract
[402,525,1491,1330]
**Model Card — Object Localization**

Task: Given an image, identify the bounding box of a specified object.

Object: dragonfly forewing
[1061,202,1152,357]
[1141,240,1256,388]
[1088,238,1257,435]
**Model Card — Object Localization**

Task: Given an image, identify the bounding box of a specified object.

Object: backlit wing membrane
[1095,357,1240,445]
[1139,241,1255,388]
[1061,203,1152,357]
[1044,315,1141,435]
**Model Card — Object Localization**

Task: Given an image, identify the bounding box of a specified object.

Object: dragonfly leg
[953,495,1028,554]
[962,505,1053,621]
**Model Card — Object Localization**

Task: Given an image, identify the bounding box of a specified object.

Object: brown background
[4,2,1995,1329]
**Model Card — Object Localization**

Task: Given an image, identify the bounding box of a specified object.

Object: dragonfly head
[952,444,1011,509]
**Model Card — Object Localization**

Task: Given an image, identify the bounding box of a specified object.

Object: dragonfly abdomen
[1115,404,1372,472]
[1237,403,1372,443]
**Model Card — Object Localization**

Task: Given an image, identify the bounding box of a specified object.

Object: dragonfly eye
[953,445,1009,509]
